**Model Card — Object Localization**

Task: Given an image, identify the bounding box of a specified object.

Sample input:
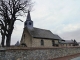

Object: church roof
[59,40,74,44]
[28,27,62,40]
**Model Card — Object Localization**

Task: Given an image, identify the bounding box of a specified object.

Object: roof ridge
[33,27,50,31]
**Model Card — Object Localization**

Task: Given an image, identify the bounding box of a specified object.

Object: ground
[49,53,80,60]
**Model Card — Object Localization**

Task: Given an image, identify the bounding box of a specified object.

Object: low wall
[0,47,80,60]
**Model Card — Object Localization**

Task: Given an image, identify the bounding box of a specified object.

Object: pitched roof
[65,40,74,44]
[27,27,62,40]
[59,40,74,44]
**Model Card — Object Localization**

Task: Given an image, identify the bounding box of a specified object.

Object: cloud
[32,0,80,32]
[59,29,80,42]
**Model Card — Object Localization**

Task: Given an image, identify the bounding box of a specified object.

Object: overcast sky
[0,0,80,45]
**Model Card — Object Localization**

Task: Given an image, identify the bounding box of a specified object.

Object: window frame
[41,39,44,46]
[52,40,55,46]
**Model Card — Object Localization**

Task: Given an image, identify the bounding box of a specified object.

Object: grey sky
[59,29,80,41]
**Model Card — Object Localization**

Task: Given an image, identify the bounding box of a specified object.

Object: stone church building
[20,11,64,47]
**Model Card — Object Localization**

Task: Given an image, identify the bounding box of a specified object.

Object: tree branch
[16,19,23,22]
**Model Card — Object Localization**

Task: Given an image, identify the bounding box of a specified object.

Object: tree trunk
[6,27,13,47]
[6,34,11,47]
[1,34,5,47]
[1,27,6,47]
[1,20,7,47]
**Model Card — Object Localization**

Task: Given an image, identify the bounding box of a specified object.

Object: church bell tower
[24,11,33,30]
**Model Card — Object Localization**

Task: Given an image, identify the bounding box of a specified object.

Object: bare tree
[0,0,32,47]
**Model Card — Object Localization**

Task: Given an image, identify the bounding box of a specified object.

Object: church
[20,11,63,47]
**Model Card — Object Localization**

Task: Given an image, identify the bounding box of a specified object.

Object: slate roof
[59,40,74,44]
[27,27,62,40]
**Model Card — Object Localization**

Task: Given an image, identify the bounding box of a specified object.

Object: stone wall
[32,38,53,47]
[20,28,32,47]
[0,47,80,60]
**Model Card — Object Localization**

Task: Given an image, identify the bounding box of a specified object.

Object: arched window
[41,39,44,46]
[29,22,31,25]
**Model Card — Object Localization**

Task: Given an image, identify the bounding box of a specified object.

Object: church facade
[20,11,62,47]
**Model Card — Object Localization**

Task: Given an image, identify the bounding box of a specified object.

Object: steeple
[24,11,33,30]
[27,10,31,20]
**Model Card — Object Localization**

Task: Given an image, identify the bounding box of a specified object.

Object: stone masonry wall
[32,38,53,47]
[0,47,80,60]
